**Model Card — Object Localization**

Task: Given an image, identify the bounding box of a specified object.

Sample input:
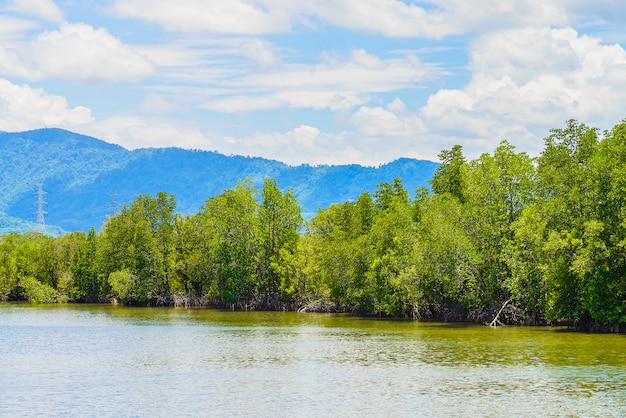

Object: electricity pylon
[34,183,47,234]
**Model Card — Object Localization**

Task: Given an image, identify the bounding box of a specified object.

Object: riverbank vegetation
[1,120,626,330]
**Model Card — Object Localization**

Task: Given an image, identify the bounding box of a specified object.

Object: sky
[1,1,625,166]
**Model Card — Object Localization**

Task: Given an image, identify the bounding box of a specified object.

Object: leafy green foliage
[3,120,626,327]
[71,228,102,300]
[198,180,260,306]
[430,145,466,202]
[97,192,177,304]
[257,178,304,307]
[413,194,481,309]
[18,276,62,303]
[108,269,149,304]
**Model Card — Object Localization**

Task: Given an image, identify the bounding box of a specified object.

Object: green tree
[462,142,536,305]
[257,178,303,307]
[502,204,549,314]
[198,180,259,307]
[98,192,177,304]
[580,120,626,323]
[304,181,417,316]
[512,120,600,321]
[71,228,102,301]
[303,197,375,311]
[430,145,466,202]
[374,177,409,211]
[170,214,209,296]
[412,194,481,310]
[0,232,70,303]
[0,233,31,299]
[367,184,417,316]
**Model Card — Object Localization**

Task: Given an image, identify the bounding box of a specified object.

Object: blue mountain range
[0,128,438,234]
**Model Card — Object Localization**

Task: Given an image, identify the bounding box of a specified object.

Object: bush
[108,269,150,304]
[19,276,63,303]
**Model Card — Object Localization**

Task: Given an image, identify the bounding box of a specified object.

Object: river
[1,304,625,417]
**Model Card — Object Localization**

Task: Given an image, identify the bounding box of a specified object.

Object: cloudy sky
[1,1,625,166]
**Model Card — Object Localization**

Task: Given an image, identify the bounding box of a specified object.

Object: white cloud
[33,23,155,83]
[108,0,614,38]
[0,78,93,131]
[0,43,33,79]
[73,20,625,167]
[202,49,439,112]
[0,17,41,78]
[134,41,212,69]
[140,92,176,114]
[218,114,436,166]
[72,106,435,166]
[419,26,626,158]
[0,16,40,38]
[81,116,216,150]
[222,126,365,165]
[203,90,366,113]
[350,103,415,137]
[8,0,64,23]
[0,23,155,83]
[301,0,562,37]
[110,0,444,36]
[238,38,276,68]
[132,37,274,88]
[430,0,569,33]
[110,0,292,34]
[1,0,623,169]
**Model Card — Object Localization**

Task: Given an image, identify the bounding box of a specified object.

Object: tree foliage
[2,119,626,328]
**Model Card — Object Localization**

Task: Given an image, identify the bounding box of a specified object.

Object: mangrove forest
[2,119,626,331]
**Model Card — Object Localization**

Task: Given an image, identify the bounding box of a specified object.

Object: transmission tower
[106,192,119,217]
[34,183,48,234]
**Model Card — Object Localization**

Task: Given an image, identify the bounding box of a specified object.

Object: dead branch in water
[489,297,512,327]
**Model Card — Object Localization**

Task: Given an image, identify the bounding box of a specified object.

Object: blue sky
[1,1,625,166]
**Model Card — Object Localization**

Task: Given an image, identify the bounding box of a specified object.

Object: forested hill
[0,128,438,233]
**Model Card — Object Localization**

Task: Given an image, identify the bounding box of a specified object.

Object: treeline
[1,120,626,327]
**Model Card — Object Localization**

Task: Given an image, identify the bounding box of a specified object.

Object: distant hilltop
[0,128,438,233]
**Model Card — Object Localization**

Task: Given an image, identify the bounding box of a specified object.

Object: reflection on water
[1,304,625,417]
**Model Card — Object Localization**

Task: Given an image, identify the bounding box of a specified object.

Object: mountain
[0,211,66,236]
[0,128,439,233]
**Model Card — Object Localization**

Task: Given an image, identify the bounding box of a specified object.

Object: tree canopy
[2,119,626,329]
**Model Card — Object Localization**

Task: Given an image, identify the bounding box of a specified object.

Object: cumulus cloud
[0,23,155,83]
[33,23,155,83]
[0,78,93,131]
[0,42,33,79]
[216,25,626,165]
[222,126,364,166]
[419,26,626,157]
[2,0,623,168]
[217,117,436,166]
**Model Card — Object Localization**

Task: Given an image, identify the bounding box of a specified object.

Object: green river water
[1,304,625,417]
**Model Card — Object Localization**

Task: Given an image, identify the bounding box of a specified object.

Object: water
[1,304,625,417]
